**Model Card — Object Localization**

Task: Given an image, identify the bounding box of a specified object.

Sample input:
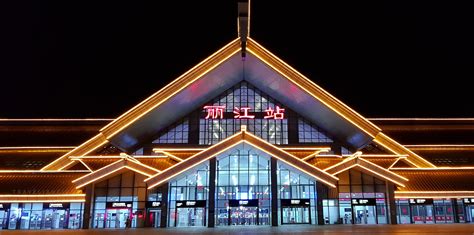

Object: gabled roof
[324,153,409,187]
[72,155,160,188]
[42,37,434,170]
[145,128,339,189]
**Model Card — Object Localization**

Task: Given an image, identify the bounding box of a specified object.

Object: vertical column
[82,184,94,229]
[208,158,217,227]
[271,158,278,226]
[316,182,328,225]
[160,184,169,228]
[451,198,459,223]
[385,182,397,224]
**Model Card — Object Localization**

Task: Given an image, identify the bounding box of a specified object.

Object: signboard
[203,106,285,120]
[463,198,474,204]
[175,200,206,208]
[146,201,162,208]
[229,199,259,207]
[409,199,433,205]
[351,198,376,206]
[43,203,70,209]
[0,203,10,210]
[106,202,133,208]
[281,199,310,207]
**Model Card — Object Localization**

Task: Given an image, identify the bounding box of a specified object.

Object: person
[344,214,349,224]
[325,216,329,224]
[125,217,131,229]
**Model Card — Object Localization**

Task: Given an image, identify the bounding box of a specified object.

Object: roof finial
[238,0,250,58]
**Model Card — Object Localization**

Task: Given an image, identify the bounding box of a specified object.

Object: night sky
[1,1,473,118]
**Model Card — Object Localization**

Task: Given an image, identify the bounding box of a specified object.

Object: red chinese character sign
[204,105,285,120]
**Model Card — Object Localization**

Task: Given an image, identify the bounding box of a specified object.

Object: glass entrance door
[0,210,6,229]
[176,208,205,227]
[105,209,130,228]
[281,207,310,224]
[465,205,474,223]
[353,206,376,224]
[229,207,258,225]
[42,209,68,229]
[148,209,161,228]
[411,205,434,224]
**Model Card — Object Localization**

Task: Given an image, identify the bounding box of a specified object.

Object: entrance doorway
[42,209,68,229]
[353,205,376,224]
[148,209,161,228]
[229,207,258,225]
[0,210,7,229]
[411,205,434,224]
[281,199,311,224]
[466,205,474,223]
[176,208,205,227]
[105,208,131,228]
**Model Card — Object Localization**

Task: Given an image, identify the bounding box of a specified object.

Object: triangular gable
[145,127,338,189]
[324,153,408,187]
[43,37,433,170]
[73,155,160,188]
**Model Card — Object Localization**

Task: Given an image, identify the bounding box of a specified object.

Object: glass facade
[322,169,388,225]
[0,202,83,230]
[92,171,147,228]
[215,147,271,226]
[277,163,317,224]
[168,163,209,227]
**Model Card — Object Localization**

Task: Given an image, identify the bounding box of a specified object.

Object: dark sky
[1,1,473,118]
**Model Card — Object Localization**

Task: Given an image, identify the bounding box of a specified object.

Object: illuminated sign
[43,203,70,209]
[229,199,259,207]
[106,202,133,208]
[409,198,433,205]
[281,199,310,207]
[203,106,285,120]
[176,200,206,208]
[351,198,376,205]
[146,201,162,208]
[463,198,474,204]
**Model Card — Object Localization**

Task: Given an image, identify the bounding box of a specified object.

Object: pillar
[208,158,217,227]
[160,184,169,228]
[451,198,459,223]
[385,182,397,224]
[82,184,94,229]
[316,182,328,225]
[271,158,278,226]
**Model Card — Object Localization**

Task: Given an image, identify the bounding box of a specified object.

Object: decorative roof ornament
[238,0,250,59]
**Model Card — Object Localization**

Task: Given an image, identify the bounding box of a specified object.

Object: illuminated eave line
[0,118,113,121]
[100,40,241,137]
[395,191,474,194]
[246,39,381,136]
[78,159,93,172]
[75,164,155,189]
[0,146,76,149]
[357,157,410,181]
[41,135,108,171]
[0,194,85,197]
[153,148,206,152]
[280,147,331,151]
[323,153,360,172]
[0,200,86,203]
[0,170,89,173]
[388,158,401,169]
[356,165,406,187]
[391,167,474,170]
[72,158,125,183]
[244,141,337,188]
[154,151,184,162]
[242,131,339,182]
[146,139,245,189]
[369,118,474,121]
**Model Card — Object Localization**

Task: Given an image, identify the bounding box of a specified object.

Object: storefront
[460,198,474,223]
[0,202,83,230]
[396,199,454,224]
[146,201,162,228]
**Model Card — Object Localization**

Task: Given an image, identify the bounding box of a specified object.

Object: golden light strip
[246,39,381,137]
[100,44,241,139]
[154,151,184,162]
[58,160,77,171]
[301,149,332,161]
[244,141,337,188]
[358,154,408,158]
[78,159,93,172]
[0,200,86,203]
[357,157,410,182]
[72,158,124,183]
[280,147,331,151]
[146,140,245,189]
[369,118,474,121]
[41,134,108,171]
[125,157,161,173]
[0,194,85,197]
[0,170,88,173]
[0,118,112,121]
[153,148,206,152]
[391,167,474,170]
[374,133,436,168]
[323,153,360,172]
[388,158,401,169]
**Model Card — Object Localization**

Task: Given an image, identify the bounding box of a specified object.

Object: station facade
[1,6,474,230]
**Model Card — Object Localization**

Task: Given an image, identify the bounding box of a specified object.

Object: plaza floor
[1,224,474,235]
